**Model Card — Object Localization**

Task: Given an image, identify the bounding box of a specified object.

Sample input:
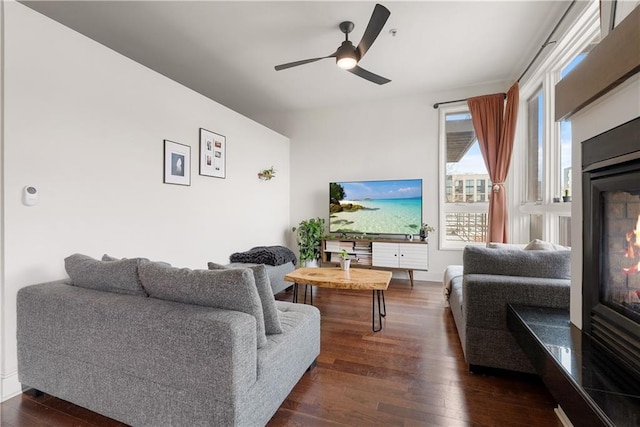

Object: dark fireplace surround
[582,116,640,381]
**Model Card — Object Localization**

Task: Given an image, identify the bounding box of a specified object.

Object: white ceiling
[20,1,573,121]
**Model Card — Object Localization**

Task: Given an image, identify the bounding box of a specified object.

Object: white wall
[257,82,508,282]
[1,1,290,400]
[569,73,640,328]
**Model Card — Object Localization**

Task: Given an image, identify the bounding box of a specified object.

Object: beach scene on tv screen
[329,179,422,235]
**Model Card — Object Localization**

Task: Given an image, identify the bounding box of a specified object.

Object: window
[514,2,599,248]
[439,107,490,249]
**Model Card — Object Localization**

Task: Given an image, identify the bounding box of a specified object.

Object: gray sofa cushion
[139,262,267,348]
[64,253,147,296]
[208,262,283,335]
[225,262,294,295]
[463,245,571,280]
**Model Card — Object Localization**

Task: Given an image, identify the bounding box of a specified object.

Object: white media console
[321,238,428,287]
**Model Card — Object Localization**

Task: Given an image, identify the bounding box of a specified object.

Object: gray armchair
[448,245,571,373]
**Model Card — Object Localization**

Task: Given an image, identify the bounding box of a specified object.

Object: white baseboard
[555,405,574,427]
[1,370,22,402]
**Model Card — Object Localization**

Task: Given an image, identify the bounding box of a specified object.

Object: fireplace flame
[623,261,640,276]
[622,215,640,276]
[624,215,640,259]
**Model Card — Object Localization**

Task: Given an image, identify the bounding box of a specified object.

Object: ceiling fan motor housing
[336,40,359,68]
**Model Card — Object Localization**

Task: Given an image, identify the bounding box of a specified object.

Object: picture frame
[163,140,191,186]
[199,128,226,178]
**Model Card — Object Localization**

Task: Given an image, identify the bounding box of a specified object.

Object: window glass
[442,111,490,246]
[526,90,543,202]
[530,214,543,241]
[557,52,587,200]
[560,120,572,198]
[559,216,572,247]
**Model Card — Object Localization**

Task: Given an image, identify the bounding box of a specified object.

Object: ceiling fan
[274,3,391,85]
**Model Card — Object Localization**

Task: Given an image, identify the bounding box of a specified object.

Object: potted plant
[419,223,436,241]
[339,249,351,271]
[292,217,325,267]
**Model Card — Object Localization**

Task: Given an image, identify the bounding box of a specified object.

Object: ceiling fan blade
[275,54,336,71]
[356,4,390,60]
[347,65,391,85]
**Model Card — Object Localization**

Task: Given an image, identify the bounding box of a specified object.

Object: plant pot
[340,259,351,271]
[563,196,572,203]
[304,259,319,268]
[420,231,428,242]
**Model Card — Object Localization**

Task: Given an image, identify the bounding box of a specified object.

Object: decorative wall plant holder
[258,167,276,181]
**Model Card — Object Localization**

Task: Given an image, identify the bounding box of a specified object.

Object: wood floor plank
[1,279,560,426]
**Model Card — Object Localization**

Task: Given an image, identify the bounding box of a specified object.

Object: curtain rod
[432,0,576,110]
[432,93,505,109]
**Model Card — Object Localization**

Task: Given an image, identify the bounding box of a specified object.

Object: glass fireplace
[602,189,640,323]
[582,117,640,381]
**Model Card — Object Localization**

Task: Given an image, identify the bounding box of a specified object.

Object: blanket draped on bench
[230,246,297,266]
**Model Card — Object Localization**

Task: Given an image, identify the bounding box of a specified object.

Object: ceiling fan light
[337,56,357,69]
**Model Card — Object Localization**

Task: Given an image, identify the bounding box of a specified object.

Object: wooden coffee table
[284,267,392,332]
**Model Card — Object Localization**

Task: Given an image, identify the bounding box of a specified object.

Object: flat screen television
[329,179,423,235]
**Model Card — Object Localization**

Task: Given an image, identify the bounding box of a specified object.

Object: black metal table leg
[372,290,385,332]
[293,284,315,305]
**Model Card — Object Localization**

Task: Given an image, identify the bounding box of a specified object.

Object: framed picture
[199,128,226,178]
[163,140,191,186]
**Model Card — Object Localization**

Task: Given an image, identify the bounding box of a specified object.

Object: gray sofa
[17,255,320,426]
[446,245,571,373]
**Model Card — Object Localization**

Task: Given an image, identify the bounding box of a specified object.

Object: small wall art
[199,128,226,178]
[163,140,191,186]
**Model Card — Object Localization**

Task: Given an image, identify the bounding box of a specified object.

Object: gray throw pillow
[64,253,148,296]
[139,262,267,348]
[208,262,283,335]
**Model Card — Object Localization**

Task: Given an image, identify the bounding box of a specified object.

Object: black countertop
[507,305,640,427]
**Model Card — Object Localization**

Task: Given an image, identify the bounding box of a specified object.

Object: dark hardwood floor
[1,279,561,426]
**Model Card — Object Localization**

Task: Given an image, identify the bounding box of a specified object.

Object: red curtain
[467,82,519,243]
